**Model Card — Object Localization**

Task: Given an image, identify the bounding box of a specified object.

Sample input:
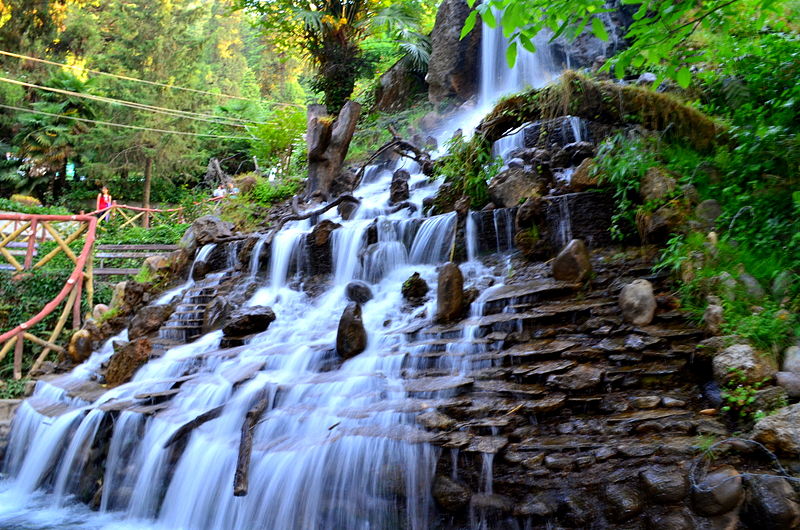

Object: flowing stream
[0,20,574,530]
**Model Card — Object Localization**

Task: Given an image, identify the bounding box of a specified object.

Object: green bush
[434,135,500,209]
[250,175,303,208]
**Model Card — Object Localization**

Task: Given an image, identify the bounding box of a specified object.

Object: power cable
[0,76,267,127]
[0,49,303,108]
[0,103,255,141]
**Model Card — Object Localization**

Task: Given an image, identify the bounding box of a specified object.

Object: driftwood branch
[353,127,434,189]
[233,394,270,496]
[266,194,359,243]
[163,405,225,449]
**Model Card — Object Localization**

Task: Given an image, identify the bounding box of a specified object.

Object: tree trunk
[304,101,361,200]
[143,157,153,228]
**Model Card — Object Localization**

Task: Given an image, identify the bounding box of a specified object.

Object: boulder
[91,304,109,320]
[203,295,231,334]
[105,338,152,386]
[179,226,197,254]
[401,272,429,304]
[336,302,367,359]
[389,169,410,204]
[604,484,643,522]
[427,0,481,103]
[305,220,340,276]
[741,476,800,529]
[551,141,595,169]
[436,263,464,323]
[345,281,373,304]
[488,167,548,208]
[639,203,683,243]
[703,304,724,335]
[570,157,599,191]
[222,306,276,337]
[432,475,471,512]
[110,280,146,314]
[191,215,233,246]
[752,403,800,455]
[695,199,722,228]
[782,345,800,374]
[712,344,777,386]
[640,467,688,504]
[67,329,93,363]
[128,305,174,341]
[142,255,170,277]
[739,272,766,299]
[775,372,800,398]
[691,465,744,516]
[619,279,656,326]
[640,167,677,202]
[551,239,592,282]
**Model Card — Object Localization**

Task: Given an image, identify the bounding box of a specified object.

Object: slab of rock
[105,338,152,386]
[712,344,777,386]
[222,306,276,337]
[345,281,373,304]
[436,263,464,323]
[337,302,367,359]
[570,157,598,191]
[752,403,800,455]
[432,475,471,512]
[546,365,603,391]
[641,467,688,504]
[416,411,456,430]
[487,167,547,208]
[192,215,233,246]
[692,465,744,516]
[619,279,656,326]
[552,239,591,282]
[129,305,174,341]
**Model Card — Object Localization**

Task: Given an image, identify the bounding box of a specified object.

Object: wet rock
[619,279,656,326]
[551,141,594,169]
[128,305,174,341]
[703,304,724,334]
[471,493,513,517]
[110,280,146,314]
[432,475,471,512]
[92,304,109,320]
[544,454,575,470]
[551,239,591,282]
[647,510,695,529]
[641,467,688,503]
[222,306,276,337]
[401,272,429,305]
[637,72,658,85]
[179,226,197,255]
[753,386,788,413]
[547,365,603,391]
[739,272,766,299]
[741,476,800,529]
[630,396,661,409]
[640,167,677,202]
[336,302,367,359]
[752,403,800,455]
[203,295,231,333]
[338,199,358,221]
[692,465,744,516]
[306,220,340,276]
[192,215,233,246]
[662,396,687,408]
[640,203,683,243]
[569,157,598,191]
[514,493,557,518]
[345,281,373,304]
[436,263,464,323]
[776,372,800,398]
[416,411,456,430]
[487,167,548,208]
[427,0,481,103]
[389,169,410,204]
[605,484,643,522]
[712,344,777,386]
[68,329,93,363]
[105,338,152,386]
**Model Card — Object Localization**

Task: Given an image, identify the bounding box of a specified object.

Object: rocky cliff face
[427,0,482,103]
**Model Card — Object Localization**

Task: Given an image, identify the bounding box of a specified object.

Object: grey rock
[776,372,800,398]
[389,169,410,204]
[752,403,800,455]
[345,281,373,304]
[619,279,656,326]
[712,344,777,386]
[772,270,794,299]
[637,72,658,85]
[691,465,743,516]
[487,166,547,208]
[781,345,800,374]
[427,0,481,103]
[739,272,766,299]
[551,239,592,282]
[547,365,603,391]
[604,484,643,522]
[203,296,231,333]
[703,304,724,334]
[550,141,594,169]
[191,215,233,246]
[507,157,525,169]
[716,271,738,301]
[630,396,661,409]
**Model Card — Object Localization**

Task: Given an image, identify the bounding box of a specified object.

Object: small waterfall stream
[0,15,580,530]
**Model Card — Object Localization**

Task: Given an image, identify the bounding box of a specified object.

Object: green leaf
[460,11,478,39]
[506,41,518,68]
[482,7,497,28]
[676,66,692,88]
[591,17,609,41]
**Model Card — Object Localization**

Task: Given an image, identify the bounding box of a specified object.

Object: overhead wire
[0,76,268,127]
[0,103,255,141]
[0,49,303,108]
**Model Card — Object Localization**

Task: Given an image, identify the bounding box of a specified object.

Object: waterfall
[248,234,269,278]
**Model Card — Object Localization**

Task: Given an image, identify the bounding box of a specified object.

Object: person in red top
[96,186,113,221]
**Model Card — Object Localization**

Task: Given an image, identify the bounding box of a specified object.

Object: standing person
[96,186,113,222]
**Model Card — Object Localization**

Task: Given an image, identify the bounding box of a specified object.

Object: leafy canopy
[461,0,789,88]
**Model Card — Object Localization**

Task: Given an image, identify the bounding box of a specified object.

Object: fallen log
[233,395,270,496]
[162,404,225,449]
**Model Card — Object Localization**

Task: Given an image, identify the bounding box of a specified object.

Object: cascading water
[0,12,573,530]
